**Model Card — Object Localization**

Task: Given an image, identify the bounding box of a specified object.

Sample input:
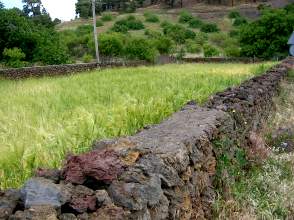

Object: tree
[0,7,69,64]
[239,7,294,59]
[0,1,4,9]
[22,0,43,16]
[76,0,102,18]
[22,0,54,28]
[2,48,26,68]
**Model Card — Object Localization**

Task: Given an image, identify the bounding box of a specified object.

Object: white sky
[2,0,77,21]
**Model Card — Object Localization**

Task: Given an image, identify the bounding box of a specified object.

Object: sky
[2,0,77,21]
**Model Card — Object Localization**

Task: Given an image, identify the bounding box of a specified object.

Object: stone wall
[0,57,260,80]
[0,61,149,79]
[0,57,293,220]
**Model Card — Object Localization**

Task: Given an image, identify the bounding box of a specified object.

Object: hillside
[57,0,292,30]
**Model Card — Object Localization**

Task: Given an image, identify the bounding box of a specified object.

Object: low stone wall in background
[0,57,293,220]
[0,57,261,80]
[183,57,261,63]
[0,61,149,79]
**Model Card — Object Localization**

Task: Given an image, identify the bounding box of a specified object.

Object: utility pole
[92,0,100,63]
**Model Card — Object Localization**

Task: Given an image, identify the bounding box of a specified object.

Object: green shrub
[160,20,171,28]
[30,28,70,65]
[153,36,174,54]
[203,44,220,57]
[222,37,239,48]
[101,13,113,21]
[61,29,93,58]
[125,15,144,29]
[112,16,144,32]
[224,45,241,57]
[185,40,202,53]
[233,17,247,26]
[209,33,227,47]
[229,29,239,37]
[195,32,208,44]
[124,37,159,62]
[111,22,129,33]
[185,29,196,40]
[228,10,241,19]
[284,3,294,14]
[188,18,203,28]
[144,12,159,23]
[239,7,294,58]
[98,33,124,56]
[96,20,103,27]
[82,53,93,63]
[163,24,195,44]
[76,25,92,35]
[178,10,193,23]
[144,29,162,38]
[200,23,219,33]
[3,47,26,68]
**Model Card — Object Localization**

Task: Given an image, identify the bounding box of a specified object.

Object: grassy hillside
[56,5,246,63]
[0,62,274,188]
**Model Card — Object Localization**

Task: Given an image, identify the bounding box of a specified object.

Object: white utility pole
[92,0,100,63]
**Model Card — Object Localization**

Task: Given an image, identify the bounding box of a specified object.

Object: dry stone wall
[0,57,293,220]
[0,57,260,79]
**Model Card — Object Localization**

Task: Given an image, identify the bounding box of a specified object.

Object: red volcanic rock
[62,149,124,185]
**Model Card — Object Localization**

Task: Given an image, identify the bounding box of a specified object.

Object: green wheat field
[0,63,274,188]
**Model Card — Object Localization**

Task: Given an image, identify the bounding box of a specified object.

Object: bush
[96,20,103,27]
[178,10,193,23]
[112,16,144,32]
[76,25,92,35]
[125,15,144,29]
[144,29,162,38]
[200,23,219,33]
[239,7,294,58]
[229,29,239,38]
[185,40,202,53]
[124,37,159,62]
[224,45,241,57]
[153,36,174,54]
[233,17,247,26]
[195,32,208,45]
[163,23,195,44]
[209,33,227,47]
[188,18,203,29]
[98,33,124,56]
[203,44,220,57]
[82,54,93,63]
[2,47,26,68]
[111,22,129,33]
[101,13,113,21]
[284,3,294,14]
[160,20,171,28]
[228,10,241,19]
[33,30,69,65]
[144,12,159,23]
[222,37,239,49]
[184,29,196,40]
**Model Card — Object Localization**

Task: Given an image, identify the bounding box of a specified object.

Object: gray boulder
[21,178,70,209]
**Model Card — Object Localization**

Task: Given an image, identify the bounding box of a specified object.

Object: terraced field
[0,62,274,188]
